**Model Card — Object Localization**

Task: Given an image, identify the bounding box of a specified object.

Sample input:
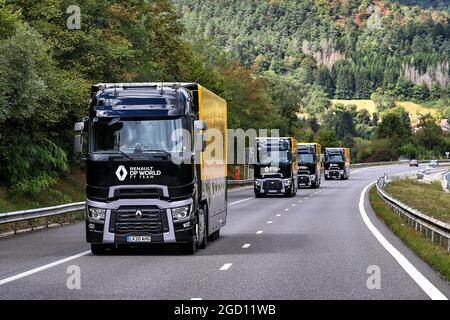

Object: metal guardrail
[227,178,253,185]
[376,175,450,252]
[0,202,85,233]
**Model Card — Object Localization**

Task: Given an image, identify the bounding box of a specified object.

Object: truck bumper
[254,178,290,195]
[324,170,343,179]
[297,174,316,187]
[86,198,194,245]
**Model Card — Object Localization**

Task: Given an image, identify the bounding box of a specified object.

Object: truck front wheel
[180,218,199,254]
[197,206,208,249]
[90,243,111,255]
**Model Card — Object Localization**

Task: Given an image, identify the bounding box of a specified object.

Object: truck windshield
[325,154,343,163]
[257,148,289,164]
[90,117,187,154]
[299,153,314,163]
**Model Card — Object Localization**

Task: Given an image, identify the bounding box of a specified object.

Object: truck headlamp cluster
[171,205,192,222]
[283,179,291,186]
[87,207,106,223]
[255,180,261,187]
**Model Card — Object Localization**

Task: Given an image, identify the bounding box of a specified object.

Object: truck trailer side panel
[198,85,227,236]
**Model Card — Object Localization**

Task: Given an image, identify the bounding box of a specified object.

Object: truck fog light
[183,222,191,228]
[88,223,95,230]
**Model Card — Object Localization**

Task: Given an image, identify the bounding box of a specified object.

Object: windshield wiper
[115,150,133,160]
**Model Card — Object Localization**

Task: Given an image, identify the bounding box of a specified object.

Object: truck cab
[253,137,298,197]
[324,147,350,180]
[297,143,321,189]
[74,83,227,254]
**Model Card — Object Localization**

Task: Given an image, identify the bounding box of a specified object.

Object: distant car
[409,159,418,167]
[428,160,439,168]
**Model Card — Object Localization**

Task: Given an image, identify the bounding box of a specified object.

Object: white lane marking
[242,244,251,249]
[267,220,273,224]
[256,230,263,234]
[298,200,303,203]
[359,181,447,300]
[291,204,296,207]
[229,197,254,206]
[315,192,319,194]
[285,208,289,211]
[276,214,281,217]
[0,250,91,286]
[220,263,233,271]
[304,197,309,200]
[191,298,203,300]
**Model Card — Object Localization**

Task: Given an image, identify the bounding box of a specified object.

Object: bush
[1,138,68,194]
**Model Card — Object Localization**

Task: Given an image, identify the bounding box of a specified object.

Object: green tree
[314,129,339,149]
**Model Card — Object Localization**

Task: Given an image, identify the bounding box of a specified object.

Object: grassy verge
[369,186,450,281]
[385,179,450,223]
[0,170,86,234]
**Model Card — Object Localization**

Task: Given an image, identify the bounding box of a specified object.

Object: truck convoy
[253,137,298,197]
[324,147,350,180]
[297,143,321,189]
[74,83,227,255]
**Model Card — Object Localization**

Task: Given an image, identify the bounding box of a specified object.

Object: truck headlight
[283,179,291,186]
[171,205,192,222]
[310,175,316,181]
[87,207,106,222]
[340,170,344,174]
[255,180,261,187]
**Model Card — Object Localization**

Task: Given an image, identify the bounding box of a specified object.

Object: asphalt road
[0,164,449,300]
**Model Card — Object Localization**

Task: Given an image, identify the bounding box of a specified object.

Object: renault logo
[116,165,128,181]
[135,210,143,218]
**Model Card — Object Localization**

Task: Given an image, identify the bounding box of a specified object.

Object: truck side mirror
[194,120,206,131]
[194,120,207,152]
[74,121,85,155]
[74,134,83,154]
[74,121,84,132]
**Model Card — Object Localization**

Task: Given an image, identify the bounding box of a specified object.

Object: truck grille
[329,170,340,178]
[263,180,283,191]
[109,207,168,235]
[298,176,310,184]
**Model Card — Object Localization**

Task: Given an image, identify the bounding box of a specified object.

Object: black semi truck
[253,137,298,197]
[297,143,321,189]
[74,83,227,254]
[324,147,350,180]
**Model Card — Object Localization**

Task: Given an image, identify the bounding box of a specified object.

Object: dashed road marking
[191,298,203,300]
[276,214,281,217]
[256,230,263,234]
[229,197,254,206]
[242,244,251,249]
[220,263,233,271]
[267,221,273,224]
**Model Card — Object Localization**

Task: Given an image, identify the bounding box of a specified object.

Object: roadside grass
[384,179,450,223]
[369,186,450,281]
[0,170,86,234]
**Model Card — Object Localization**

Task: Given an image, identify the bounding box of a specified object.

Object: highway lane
[0,165,449,299]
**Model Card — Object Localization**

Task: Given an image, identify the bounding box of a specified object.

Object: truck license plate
[268,190,278,193]
[127,236,152,243]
